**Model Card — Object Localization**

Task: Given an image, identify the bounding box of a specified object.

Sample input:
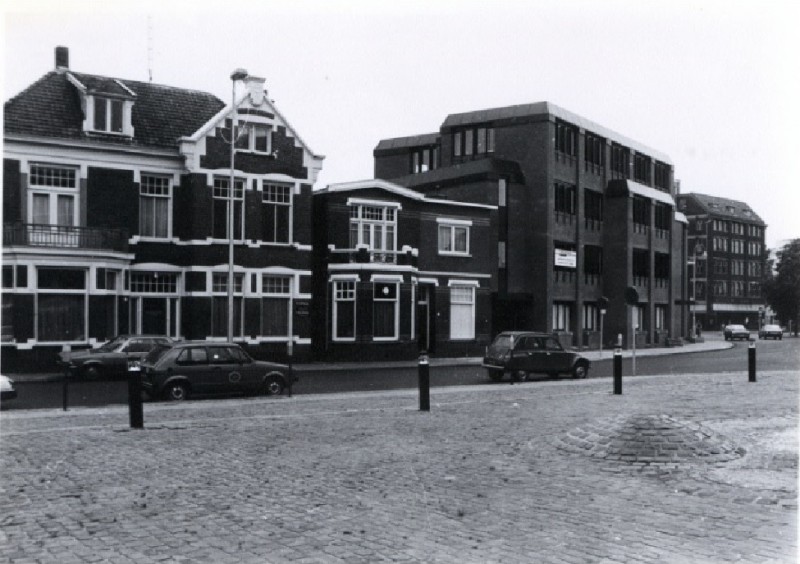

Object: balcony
[328,246,418,267]
[3,223,129,253]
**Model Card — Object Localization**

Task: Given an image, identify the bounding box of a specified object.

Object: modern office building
[2,47,323,370]
[374,102,690,349]
[676,193,767,331]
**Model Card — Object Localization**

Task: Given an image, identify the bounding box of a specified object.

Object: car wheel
[488,369,503,382]
[163,382,189,401]
[514,370,528,382]
[83,365,102,380]
[572,363,588,379]
[264,376,285,396]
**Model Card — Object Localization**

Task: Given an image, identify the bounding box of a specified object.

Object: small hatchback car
[723,324,751,341]
[139,342,295,401]
[482,331,590,382]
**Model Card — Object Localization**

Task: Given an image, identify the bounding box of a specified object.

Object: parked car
[0,375,17,401]
[139,342,296,401]
[58,335,174,379]
[723,325,751,341]
[758,324,784,340]
[482,331,590,382]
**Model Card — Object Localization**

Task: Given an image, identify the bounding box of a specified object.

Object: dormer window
[93,97,124,133]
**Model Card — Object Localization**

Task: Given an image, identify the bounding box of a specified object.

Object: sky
[2,0,799,249]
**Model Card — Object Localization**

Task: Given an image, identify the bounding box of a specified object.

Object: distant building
[374,102,690,349]
[677,193,767,331]
[2,46,323,370]
[311,179,497,360]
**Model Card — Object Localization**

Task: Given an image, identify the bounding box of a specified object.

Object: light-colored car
[58,335,174,379]
[758,324,784,340]
[723,324,751,341]
[1,375,17,401]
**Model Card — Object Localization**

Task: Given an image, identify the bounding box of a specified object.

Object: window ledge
[438,252,472,257]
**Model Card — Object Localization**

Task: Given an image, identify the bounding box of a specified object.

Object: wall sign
[554,249,577,268]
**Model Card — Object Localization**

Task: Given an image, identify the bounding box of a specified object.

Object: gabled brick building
[311,179,497,360]
[2,47,323,370]
[374,102,690,349]
[676,193,767,331]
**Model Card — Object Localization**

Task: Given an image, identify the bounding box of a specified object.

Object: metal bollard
[418,350,430,412]
[128,364,144,429]
[748,341,756,383]
[613,348,622,395]
[62,344,70,412]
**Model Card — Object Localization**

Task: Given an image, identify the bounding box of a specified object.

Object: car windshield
[143,344,172,365]
[728,325,746,330]
[491,335,514,351]
[764,325,780,331]
[97,336,127,352]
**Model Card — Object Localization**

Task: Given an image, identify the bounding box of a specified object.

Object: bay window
[349,202,397,261]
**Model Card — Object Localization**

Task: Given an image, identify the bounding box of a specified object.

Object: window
[411,147,439,174]
[554,182,576,215]
[555,121,577,156]
[732,281,746,297]
[236,124,272,153]
[36,267,86,342]
[584,133,604,168]
[633,305,645,331]
[93,97,123,133]
[748,261,762,277]
[498,178,507,207]
[262,183,291,243]
[373,282,398,340]
[498,241,506,269]
[452,126,495,157]
[634,154,651,184]
[748,282,761,297]
[748,241,762,256]
[654,203,671,235]
[213,177,245,240]
[713,237,729,252]
[611,144,630,177]
[655,306,666,330]
[177,347,208,365]
[632,196,650,232]
[554,243,576,283]
[131,272,178,293]
[633,249,649,286]
[582,303,599,331]
[450,285,475,340]
[2,266,13,289]
[139,175,171,238]
[731,239,744,254]
[211,273,244,337]
[731,260,745,276]
[654,253,670,284]
[438,221,470,255]
[28,164,78,227]
[333,280,356,340]
[654,161,670,191]
[349,204,397,260]
[584,245,603,284]
[731,222,744,235]
[714,281,728,296]
[714,259,729,275]
[552,302,572,332]
[261,275,291,336]
[96,268,119,290]
[584,189,603,227]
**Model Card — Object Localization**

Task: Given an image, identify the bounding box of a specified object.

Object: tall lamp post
[228,68,249,342]
[690,242,705,340]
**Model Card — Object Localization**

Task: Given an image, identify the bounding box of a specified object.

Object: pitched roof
[679,192,765,225]
[4,71,225,149]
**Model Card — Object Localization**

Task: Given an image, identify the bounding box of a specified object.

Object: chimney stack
[244,75,266,106]
[55,46,69,71]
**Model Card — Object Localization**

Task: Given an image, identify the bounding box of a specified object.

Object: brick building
[2,47,323,370]
[374,102,690,349]
[676,193,767,331]
[311,179,497,360]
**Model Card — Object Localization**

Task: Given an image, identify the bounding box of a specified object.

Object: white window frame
[139,174,172,239]
[348,203,398,253]
[213,177,245,241]
[262,182,293,243]
[27,164,80,227]
[448,281,477,340]
[332,279,357,342]
[35,267,88,343]
[437,218,471,256]
[552,302,572,332]
[372,279,399,341]
[236,123,273,154]
[92,96,124,133]
[261,274,292,337]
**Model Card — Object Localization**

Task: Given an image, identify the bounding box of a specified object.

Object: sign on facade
[554,249,577,268]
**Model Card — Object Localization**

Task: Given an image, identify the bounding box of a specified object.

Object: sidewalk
[1,369,796,563]
[5,333,734,382]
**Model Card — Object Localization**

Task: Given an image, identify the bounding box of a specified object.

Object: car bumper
[481,362,505,371]
[1,389,17,400]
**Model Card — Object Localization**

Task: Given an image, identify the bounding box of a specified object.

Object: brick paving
[0,370,796,563]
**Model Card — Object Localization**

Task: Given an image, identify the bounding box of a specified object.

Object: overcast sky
[3,0,798,249]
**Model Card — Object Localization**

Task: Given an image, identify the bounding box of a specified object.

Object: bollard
[613,348,622,395]
[128,363,144,429]
[286,341,294,398]
[418,350,430,412]
[748,341,756,383]
[61,344,71,412]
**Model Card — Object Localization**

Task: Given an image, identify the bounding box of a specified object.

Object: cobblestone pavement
[1,370,796,563]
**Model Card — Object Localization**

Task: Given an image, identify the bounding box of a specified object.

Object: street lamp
[228,68,248,342]
[690,242,705,340]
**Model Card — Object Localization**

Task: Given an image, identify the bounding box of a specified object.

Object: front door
[417,285,435,353]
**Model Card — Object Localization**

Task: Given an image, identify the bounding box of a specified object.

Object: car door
[173,347,211,393]
[207,345,241,394]
[508,336,538,373]
[541,336,572,373]
[229,346,259,392]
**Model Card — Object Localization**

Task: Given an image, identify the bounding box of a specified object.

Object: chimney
[55,46,69,71]
[244,75,266,106]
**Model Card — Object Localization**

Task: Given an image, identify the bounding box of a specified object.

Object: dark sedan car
[482,331,590,382]
[58,335,174,379]
[139,342,296,401]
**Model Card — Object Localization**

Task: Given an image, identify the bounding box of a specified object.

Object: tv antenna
[147,15,154,82]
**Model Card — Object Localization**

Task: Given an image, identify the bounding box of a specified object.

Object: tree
[764,239,800,335]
